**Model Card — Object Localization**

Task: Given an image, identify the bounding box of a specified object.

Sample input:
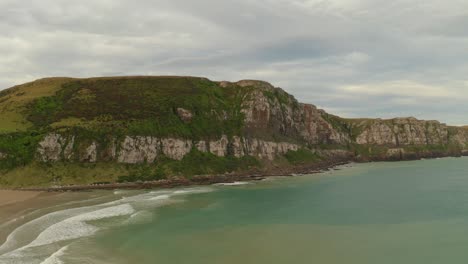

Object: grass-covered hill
[0,76,249,137]
[0,76,467,187]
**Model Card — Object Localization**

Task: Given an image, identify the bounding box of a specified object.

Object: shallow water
[2,157,468,263]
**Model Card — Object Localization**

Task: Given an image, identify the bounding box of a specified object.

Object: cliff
[0,76,466,187]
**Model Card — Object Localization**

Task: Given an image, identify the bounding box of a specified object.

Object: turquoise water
[2,157,468,263]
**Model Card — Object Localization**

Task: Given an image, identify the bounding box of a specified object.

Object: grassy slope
[0,76,274,187]
[0,76,466,187]
[0,78,73,133]
[21,76,252,139]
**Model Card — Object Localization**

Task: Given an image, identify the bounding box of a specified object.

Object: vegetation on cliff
[0,76,467,187]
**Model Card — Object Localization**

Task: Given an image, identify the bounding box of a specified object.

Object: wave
[173,187,214,195]
[1,204,134,261]
[0,204,99,255]
[0,186,215,263]
[149,194,171,201]
[0,194,114,231]
[29,204,134,249]
[39,245,68,264]
[213,181,251,186]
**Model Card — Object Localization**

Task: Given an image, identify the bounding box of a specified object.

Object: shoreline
[15,159,350,192]
[8,155,467,193]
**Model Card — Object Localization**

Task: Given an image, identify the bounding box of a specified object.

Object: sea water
[2,157,468,263]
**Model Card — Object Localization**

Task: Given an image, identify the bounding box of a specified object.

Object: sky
[1,0,468,125]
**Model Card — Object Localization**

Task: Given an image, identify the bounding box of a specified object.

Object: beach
[1,158,468,263]
[0,190,42,207]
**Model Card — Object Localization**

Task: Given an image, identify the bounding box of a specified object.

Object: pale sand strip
[0,190,42,207]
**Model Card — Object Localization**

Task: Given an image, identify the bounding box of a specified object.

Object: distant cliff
[0,76,466,187]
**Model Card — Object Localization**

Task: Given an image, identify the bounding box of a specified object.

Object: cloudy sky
[1,0,468,124]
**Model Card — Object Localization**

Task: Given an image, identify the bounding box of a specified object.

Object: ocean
[1,157,468,263]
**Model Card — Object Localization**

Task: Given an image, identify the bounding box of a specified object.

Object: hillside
[0,76,467,187]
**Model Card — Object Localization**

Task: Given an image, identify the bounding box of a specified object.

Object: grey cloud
[0,0,467,124]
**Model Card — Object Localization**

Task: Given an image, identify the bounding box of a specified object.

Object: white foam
[149,195,170,201]
[40,245,68,264]
[173,187,213,195]
[0,186,216,262]
[214,181,250,186]
[149,190,172,195]
[3,204,134,259]
[33,204,133,248]
[0,205,99,254]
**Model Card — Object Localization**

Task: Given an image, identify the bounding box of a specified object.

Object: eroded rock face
[117,136,159,164]
[238,80,350,145]
[299,104,350,145]
[386,148,405,160]
[101,139,117,161]
[112,135,303,163]
[37,133,75,162]
[176,108,193,122]
[195,140,208,152]
[356,121,397,145]
[37,133,62,162]
[161,138,192,160]
[80,142,98,163]
[244,138,300,160]
[231,136,245,158]
[63,136,75,160]
[355,118,449,146]
[449,128,468,148]
[242,88,271,129]
[209,135,229,157]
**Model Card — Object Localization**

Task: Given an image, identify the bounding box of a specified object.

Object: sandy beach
[0,190,42,207]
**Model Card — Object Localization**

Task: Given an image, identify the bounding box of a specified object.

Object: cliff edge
[0,76,466,187]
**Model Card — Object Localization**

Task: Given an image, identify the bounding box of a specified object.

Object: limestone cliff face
[237,80,350,145]
[117,136,159,164]
[449,128,468,155]
[33,80,468,165]
[36,133,301,163]
[353,118,452,146]
[37,133,75,162]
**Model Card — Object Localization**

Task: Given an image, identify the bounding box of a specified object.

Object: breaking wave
[214,181,251,186]
[0,186,214,264]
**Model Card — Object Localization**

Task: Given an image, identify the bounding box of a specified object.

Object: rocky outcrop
[80,142,98,163]
[37,133,75,162]
[209,135,229,157]
[237,80,349,145]
[117,136,159,164]
[176,108,193,122]
[244,138,300,160]
[36,133,305,164]
[355,118,449,146]
[386,148,405,160]
[231,136,244,158]
[356,121,397,145]
[195,140,208,152]
[449,128,468,149]
[161,138,192,160]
